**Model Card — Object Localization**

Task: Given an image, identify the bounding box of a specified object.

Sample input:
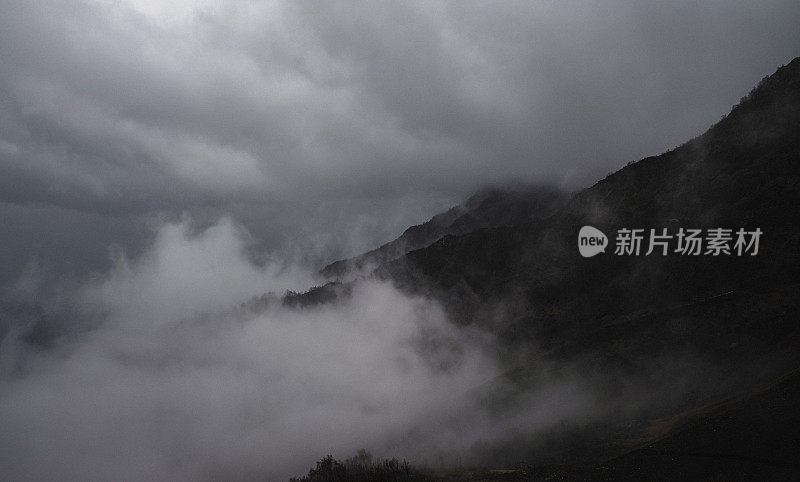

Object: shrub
[290,450,435,481]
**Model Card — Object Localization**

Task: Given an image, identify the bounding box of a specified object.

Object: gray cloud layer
[0,218,562,481]
[1,0,799,280]
[1,4,799,478]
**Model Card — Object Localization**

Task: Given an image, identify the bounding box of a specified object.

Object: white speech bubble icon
[578,226,608,257]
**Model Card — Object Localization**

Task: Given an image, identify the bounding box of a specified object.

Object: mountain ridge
[319,184,567,280]
[286,57,800,477]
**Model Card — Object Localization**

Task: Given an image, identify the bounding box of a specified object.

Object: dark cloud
[1,3,799,478]
[0,0,798,282]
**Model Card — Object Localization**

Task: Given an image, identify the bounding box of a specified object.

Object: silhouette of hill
[319,184,566,279]
[290,57,800,476]
[383,56,800,344]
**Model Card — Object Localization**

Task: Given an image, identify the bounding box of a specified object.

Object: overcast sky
[1,0,799,283]
[0,3,799,478]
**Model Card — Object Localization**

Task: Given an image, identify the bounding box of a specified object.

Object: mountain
[319,184,566,280]
[381,57,800,343]
[291,57,800,478]
[380,57,800,476]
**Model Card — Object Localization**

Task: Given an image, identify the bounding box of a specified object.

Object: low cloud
[0,218,594,480]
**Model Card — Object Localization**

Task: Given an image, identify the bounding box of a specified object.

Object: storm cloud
[2,3,799,479]
[1,0,799,283]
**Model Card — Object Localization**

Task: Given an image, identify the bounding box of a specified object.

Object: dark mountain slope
[320,184,566,280]
[364,58,800,471]
[599,368,800,480]
[381,57,800,346]
[285,58,800,475]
